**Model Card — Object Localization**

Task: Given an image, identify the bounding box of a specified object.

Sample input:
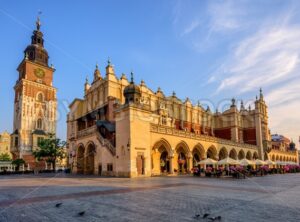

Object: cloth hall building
[66,61,299,177]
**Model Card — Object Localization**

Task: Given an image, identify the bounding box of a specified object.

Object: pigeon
[203,213,210,219]
[208,216,222,221]
[78,211,85,216]
[55,203,62,208]
[193,214,201,219]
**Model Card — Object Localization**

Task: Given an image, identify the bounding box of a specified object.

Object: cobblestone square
[0,174,300,222]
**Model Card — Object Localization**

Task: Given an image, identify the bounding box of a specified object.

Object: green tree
[0,153,12,161]
[33,135,66,171]
[12,158,25,171]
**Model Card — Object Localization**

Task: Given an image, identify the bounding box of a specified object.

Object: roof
[32,129,47,135]
[96,120,115,133]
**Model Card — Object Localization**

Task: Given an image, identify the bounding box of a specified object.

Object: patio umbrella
[198,158,217,165]
[239,158,254,166]
[275,161,286,166]
[265,160,275,165]
[218,157,240,165]
[254,159,266,165]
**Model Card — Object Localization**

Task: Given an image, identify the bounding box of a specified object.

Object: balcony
[77,125,97,139]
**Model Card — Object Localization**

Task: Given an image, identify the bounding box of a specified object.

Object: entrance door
[136,155,144,175]
[98,164,102,176]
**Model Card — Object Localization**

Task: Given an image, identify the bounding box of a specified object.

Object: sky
[0,0,300,145]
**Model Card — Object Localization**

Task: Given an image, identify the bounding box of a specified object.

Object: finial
[231,98,236,106]
[85,76,89,84]
[141,79,145,85]
[107,57,111,66]
[248,105,251,111]
[36,11,42,31]
[25,52,28,60]
[256,95,258,101]
[130,71,134,83]
[96,62,98,69]
[241,100,245,110]
[51,64,54,69]
[197,100,201,107]
[259,88,264,99]
[172,91,176,97]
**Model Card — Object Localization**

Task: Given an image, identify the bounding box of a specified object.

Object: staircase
[95,130,116,156]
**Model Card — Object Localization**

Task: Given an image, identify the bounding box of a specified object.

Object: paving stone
[0,173,299,222]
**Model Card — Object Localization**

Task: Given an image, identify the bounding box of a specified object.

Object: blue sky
[1,0,300,144]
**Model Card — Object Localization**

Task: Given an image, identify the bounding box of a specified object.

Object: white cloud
[181,20,201,36]
[207,0,243,32]
[214,25,300,93]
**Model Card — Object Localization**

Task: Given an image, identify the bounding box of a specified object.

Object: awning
[96,120,115,132]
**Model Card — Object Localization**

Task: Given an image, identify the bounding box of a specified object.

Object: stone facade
[67,60,298,178]
[0,131,12,158]
[267,134,299,163]
[10,18,57,166]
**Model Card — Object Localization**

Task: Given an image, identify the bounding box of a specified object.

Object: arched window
[37,119,43,129]
[37,92,44,102]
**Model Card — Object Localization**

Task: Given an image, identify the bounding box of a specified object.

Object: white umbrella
[198,158,217,165]
[218,157,240,165]
[265,160,275,165]
[254,159,266,165]
[275,161,286,166]
[239,158,255,166]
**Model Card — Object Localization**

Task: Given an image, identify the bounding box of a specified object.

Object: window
[107,163,113,172]
[37,119,43,129]
[14,137,19,147]
[37,92,44,102]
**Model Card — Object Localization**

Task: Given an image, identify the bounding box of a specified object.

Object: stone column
[169,150,174,174]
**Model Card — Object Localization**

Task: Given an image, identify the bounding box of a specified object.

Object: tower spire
[130,71,134,84]
[36,11,42,31]
[259,88,264,100]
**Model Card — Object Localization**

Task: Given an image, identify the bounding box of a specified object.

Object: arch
[238,150,245,160]
[280,156,283,161]
[229,149,238,160]
[192,144,205,166]
[218,147,228,160]
[175,141,190,173]
[206,145,218,160]
[152,139,172,174]
[253,152,259,160]
[246,151,252,160]
[271,155,275,161]
[276,155,279,161]
[283,156,286,162]
[77,144,85,174]
[175,141,190,154]
[153,138,172,153]
[85,142,95,175]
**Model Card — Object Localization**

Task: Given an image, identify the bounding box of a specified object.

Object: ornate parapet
[268,149,298,156]
[77,125,97,139]
[150,124,258,150]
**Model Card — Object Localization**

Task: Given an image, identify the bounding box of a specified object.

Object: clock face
[34,68,45,78]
